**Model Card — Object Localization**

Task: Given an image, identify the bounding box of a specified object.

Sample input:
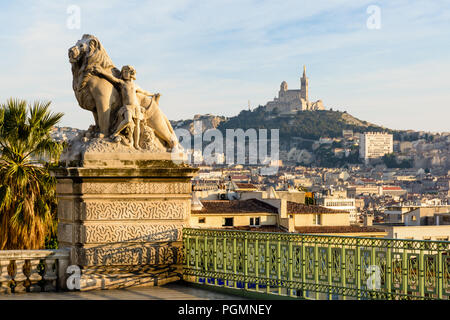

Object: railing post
[204,235,208,273]
[288,239,294,297]
[277,235,282,296]
[437,244,444,300]
[255,238,259,292]
[386,244,392,299]
[233,236,237,289]
[419,248,425,299]
[195,235,199,284]
[223,237,227,286]
[213,235,217,286]
[0,260,7,293]
[314,242,319,300]
[185,233,190,275]
[356,239,361,300]
[14,259,26,292]
[327,240,332,300]
[57,254,69,291]
[244,233,248,291]
[301,235,306,299]
[43,258,57,292]
[7,260,17,293]
[266,239,270,294]
[341,245,346,300]
[402,247,408,297]
[371,242,376,299]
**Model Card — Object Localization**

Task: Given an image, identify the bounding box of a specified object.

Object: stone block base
[53,160,197,290]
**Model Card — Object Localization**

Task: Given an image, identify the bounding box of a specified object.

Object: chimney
[191,192,204,211]
[363,214,373,227]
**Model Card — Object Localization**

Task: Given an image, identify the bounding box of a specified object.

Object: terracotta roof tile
[230,225,286,232]
[287,201,349,214]
[383,186,404,190]
[294,226,385,234]
[192,199,278,214]
[234,183,258,189]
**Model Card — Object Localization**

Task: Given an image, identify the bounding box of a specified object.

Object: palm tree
[0,98,64,249]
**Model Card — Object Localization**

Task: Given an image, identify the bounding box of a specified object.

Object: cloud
[0,0,449,131]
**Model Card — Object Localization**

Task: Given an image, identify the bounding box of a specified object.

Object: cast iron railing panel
[183,228,450,300]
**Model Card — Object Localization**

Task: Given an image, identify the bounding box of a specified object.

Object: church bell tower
[300,65,308,101]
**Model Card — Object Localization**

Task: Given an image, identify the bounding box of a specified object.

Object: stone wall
[53,161,198,290]
[54,163,197,266]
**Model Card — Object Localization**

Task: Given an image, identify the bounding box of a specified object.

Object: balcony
[1,229,449,300]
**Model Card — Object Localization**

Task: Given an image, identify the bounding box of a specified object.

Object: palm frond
[0,98,63,249]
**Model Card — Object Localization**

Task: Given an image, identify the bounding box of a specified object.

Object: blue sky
[0,0,449,132]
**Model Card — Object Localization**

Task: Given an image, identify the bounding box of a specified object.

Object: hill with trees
[217,106,393,140]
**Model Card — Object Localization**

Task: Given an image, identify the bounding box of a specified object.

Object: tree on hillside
[382,153,412,169]
[0,99,64,249]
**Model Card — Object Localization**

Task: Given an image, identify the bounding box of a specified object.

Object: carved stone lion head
[68,34,93,63]
[68,34,115,71]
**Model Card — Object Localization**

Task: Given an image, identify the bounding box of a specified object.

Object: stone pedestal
[53,159,197,290]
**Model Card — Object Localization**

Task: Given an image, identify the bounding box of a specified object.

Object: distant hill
[216,106,393,140]
[169,107,405,141]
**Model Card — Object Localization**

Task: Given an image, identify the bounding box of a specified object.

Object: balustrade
[0,249,69,293]
[183,228,450,300]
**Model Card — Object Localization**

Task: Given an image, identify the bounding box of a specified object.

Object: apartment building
[359,132,393,163]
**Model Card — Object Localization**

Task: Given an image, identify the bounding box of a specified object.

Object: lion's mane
[72,34,120,114]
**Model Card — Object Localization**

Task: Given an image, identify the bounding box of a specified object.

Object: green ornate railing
[182,228,450,300]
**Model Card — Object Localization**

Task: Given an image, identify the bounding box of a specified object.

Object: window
[313,214,321,225]
[423,237,431,241]
[436,237,449,241]
[223,217,234,227]
[250,217,260,226]
[411,215,417,221]
[198,217,206,224]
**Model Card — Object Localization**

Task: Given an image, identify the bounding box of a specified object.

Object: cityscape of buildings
[49,65,449,242]
[49,62,450,245]
[188,160,450,241]
[2,0,450,304]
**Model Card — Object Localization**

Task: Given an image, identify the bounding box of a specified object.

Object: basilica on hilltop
[265,66,324,113]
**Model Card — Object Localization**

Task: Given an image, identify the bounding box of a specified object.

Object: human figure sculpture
[113,104,145,149]
[93,65,156,149]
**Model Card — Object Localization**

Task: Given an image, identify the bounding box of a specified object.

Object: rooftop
[228,225,286,233]
[192,199,278,214]
[234,182,258,190]
[294,226,385,234]
[287,201,349,214]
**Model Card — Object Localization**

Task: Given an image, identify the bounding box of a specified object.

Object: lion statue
[68,34,121,136]
[68,34,179,150]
